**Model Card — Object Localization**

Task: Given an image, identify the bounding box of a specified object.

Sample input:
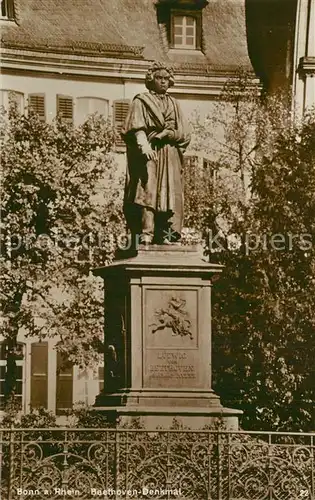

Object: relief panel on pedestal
[143,289,202,389]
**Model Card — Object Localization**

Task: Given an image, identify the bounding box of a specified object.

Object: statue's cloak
[122,91,190,235]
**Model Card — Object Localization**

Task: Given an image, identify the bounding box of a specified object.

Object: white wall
[1,73,218,124]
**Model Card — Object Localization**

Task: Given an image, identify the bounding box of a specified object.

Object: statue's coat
[122,91,190,235]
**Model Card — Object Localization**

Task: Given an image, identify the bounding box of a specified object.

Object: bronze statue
[122,62,190,245]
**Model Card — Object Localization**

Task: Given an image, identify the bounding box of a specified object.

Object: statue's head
[145,61,175,94]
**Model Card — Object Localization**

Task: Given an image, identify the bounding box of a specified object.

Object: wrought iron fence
[0,428,314,499]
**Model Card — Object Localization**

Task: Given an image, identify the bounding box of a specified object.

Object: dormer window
[156,0,207,53]
[172,14,198,49]
[0,0,15,20]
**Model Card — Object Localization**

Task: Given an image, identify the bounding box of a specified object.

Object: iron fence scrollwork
[0,428,314,499]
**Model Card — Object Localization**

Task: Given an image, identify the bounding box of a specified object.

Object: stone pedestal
[93,245,241,429]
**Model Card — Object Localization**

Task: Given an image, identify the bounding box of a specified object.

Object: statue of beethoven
[122,62,191,245]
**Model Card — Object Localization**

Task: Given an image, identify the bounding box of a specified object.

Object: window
[1,0,15,20]
[76,97,109,125]
[184,154,217,189]
[173,15,197,49]
[156,1,204,52]
[0,342,24,410]
[0,90,24,113]
[171,10,202,50]
[57,95,73,123]
[113,100,130,151]
[28,94,46,121]
[183,155,200,190]
[203,158,218,185]
[56,352,73,415]
[30,342,48,409]
[8,91,24,113]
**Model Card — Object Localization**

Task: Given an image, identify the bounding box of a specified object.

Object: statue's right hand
[142,146,157,162]
[136,130,157,161]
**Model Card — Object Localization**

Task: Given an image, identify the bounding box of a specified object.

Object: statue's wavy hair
[145,61,175,90]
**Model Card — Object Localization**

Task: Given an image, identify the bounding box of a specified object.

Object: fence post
[268,433,273,500]
[166,432,172,500]
[227,432,231,500]
[124,431,129,500]
[0,430,3,499]
[61,429,70,492]
[7,427,15,500]
[19,430,24,494]
[114,430,120,500]
[311,434,314,499]
[217,432,222,500]
[207,431,213,500]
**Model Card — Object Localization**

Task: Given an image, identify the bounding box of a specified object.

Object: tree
[185,72,315,431]
[0,107,125,405]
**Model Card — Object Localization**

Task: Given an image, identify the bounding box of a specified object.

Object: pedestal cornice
[93,245,223,279]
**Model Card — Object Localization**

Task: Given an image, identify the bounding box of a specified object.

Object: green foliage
[1,404,58,428]
[0,407,62,467]
[0,108,125,402]
[186,72,315,431]
[182,155,217,234]
[66,402,114,428]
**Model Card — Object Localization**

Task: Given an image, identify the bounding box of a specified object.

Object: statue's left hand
[155,129,174,140]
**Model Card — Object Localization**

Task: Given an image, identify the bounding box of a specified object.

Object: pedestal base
[94,387,242,430]
[92,404,242,430]
[95,387,222,407]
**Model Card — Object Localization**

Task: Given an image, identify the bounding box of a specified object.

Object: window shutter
[57,95,73,123]
[7,0,15,19]
[56,352,73,415]
[98,366,104,393]
[195,12,202,51]
[0,368,5,410]
[0,342,24,410]
[28,94,46,121]
[31,342,48,408]
[0,342,6,410]
[113,100,130,150]
[170,13,176,48]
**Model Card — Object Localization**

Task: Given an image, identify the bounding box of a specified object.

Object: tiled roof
[1,0,253,71]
